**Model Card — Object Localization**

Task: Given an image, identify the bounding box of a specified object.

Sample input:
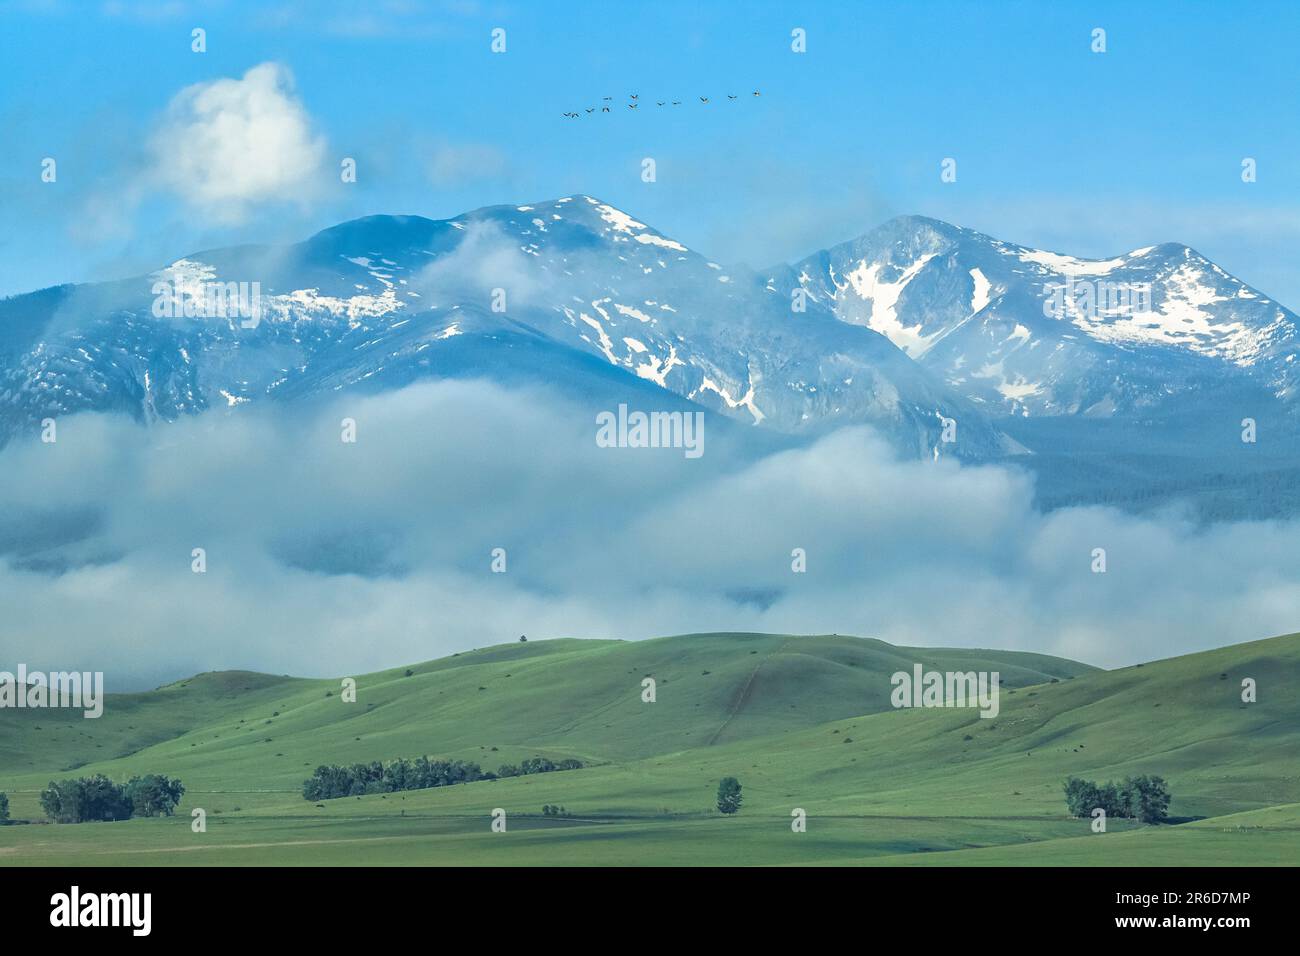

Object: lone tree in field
[0,791,9,823]
[716,777,743,815]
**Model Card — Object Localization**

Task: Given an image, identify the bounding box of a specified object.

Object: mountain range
[777,215,1298,419]
[3,197,1297,508]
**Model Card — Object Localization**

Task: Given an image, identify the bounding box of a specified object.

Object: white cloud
[148,62,327,223]
[4,381,1300,688]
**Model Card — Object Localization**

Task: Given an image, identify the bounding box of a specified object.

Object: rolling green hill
[1,631,1297,866]
[0,633,1094,790]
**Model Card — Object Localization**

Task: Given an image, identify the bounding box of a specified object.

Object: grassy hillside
[0,633,1094,791]
[2,631,1297,866]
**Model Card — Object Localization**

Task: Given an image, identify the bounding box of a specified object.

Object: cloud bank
[1,379,1298,689]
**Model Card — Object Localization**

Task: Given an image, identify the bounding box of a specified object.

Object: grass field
[2,631,1297,866]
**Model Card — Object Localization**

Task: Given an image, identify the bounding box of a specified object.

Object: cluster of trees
[497,757,583,778]
[302,754,585,801]
[303,758,483,800]
[39,774,185,823]
[541,804,570,817]
[1063,775,1171,823]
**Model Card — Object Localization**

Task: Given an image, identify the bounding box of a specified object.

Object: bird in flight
[562,112,578,118]
[628,102,637,109]
[672,100,681,106]
[603,96,612,100]
[753,90,761,96]
[630,94,638,100]
[585,107,595,113]
[601,105,610,112]
[728,94,737,100]
[657,101,665,106]
[699,96,709,103]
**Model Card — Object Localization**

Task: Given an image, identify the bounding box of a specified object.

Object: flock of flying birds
[561,90,760,118]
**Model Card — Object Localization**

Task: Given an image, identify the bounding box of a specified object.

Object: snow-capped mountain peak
[780,217,1299,417]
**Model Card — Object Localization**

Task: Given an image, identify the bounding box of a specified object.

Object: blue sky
[2,0,1298,304]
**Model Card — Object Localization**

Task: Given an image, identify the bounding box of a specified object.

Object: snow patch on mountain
[592,200,647,235]
[695,376,764,424]
[635,233,688,251]
[153,258,217,296]
[840,253,939,356]
[969,268,992,315]
[1016,249,1128,275]
[264,287,405,327]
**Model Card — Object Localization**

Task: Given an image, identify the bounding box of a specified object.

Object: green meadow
[2,631,1297,866]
